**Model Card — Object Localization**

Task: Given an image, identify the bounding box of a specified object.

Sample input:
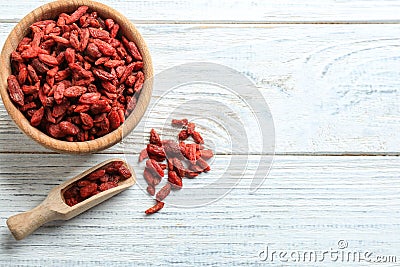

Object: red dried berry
[30,107,44,127]
[66,198,78,207]
[145,201,164,215]
[143,168,156,186]
[185,144,198,164]
[146,159,165,178]
[168,171,182,188]
[7,75,24,106]
[178,130,189,141]
[156,183,171,201]
[118,165,132,179]
[149,129,162,146]
[147,144,166,161]
[99,181,118,191]
[59,121,80,135]
[187,122,195,135]
[146,185,155,196]
[171,118,188,127]
[139,118,214,214]
[192,131,204,144]
[200,150,214,160]
[139,148,148,162]
[87,169,106,181]
[80,183,98,198]
[197,157,210,172]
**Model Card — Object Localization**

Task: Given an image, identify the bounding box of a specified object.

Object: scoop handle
[6,204,59,240]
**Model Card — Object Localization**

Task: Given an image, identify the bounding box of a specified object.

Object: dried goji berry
[63,161,131,206]
[140,119,214,214]
[150,129,162,146]
[7,75,24,106]
[187,122,195,135]
[178,130,189,141]
[122,36,142,61]
[147,144,166,161]
[168,171,182,188]
[200,150,214,160]
[59,121,80,135]
[185,144,197,164]
[108,110,121,130]
[156,183,171,201]
[192,131,204,144]
[30,107,44,127]
[171,118,188,127]
[172,158,186,177]
[80,113,94,128]
[139,148,148,162]
[99,181,118,191]
[87,169,106,181]
[143,168,156,186]
[38,54,59,66]
[80,182,97,198]
[145,201,164,215]
[147,185,155,196]
[146,159,165,178]
[118,165,132,179]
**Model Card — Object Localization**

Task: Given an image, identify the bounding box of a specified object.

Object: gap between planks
[0,151,399,156]
[1,19,400,24]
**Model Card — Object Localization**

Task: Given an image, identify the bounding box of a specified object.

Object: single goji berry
[146,159,165,178]
[87,169,106,181]
[79,182,97,198]
[192,131,204,144]
[145,201,164,215]
[139,148,148,162]
[99,181,118,191]
[171,118,188,127]
[30,107,44,127]
[168,171,182,188]
[149,128,162,146]
[156,183,171,201]
[7,75,24,106]
[118,165,132,179]
[147,185,155,196]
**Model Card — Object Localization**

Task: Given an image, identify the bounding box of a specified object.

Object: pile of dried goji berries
[7,6,144,141]
[140,119,214,214]
[63,160,132,206]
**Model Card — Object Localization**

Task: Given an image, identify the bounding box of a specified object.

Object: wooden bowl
[0,0,153,154]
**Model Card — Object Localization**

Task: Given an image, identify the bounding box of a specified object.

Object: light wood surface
[0,23,399,154]
[0,0,399,266]
[0,0,400,23]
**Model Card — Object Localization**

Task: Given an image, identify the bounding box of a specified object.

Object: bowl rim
[0,0,153,154]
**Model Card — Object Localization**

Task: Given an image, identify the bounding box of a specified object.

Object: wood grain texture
[0,24,399,154]
[0,0,400,22]
[0,155,399,265]
[0,0,398,265]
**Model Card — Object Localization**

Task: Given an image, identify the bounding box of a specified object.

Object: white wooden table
[1,1,400,266]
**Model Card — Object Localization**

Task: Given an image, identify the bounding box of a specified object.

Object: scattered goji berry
[156,183,171,201]
[145,201,164,215]
[140,119,214,214]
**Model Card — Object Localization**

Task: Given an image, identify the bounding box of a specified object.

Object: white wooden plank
[1,0,400,22]
[0,23,399,154]
[0,155,399,265]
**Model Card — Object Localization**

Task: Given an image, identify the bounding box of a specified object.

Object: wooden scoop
[6,159,135,240]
